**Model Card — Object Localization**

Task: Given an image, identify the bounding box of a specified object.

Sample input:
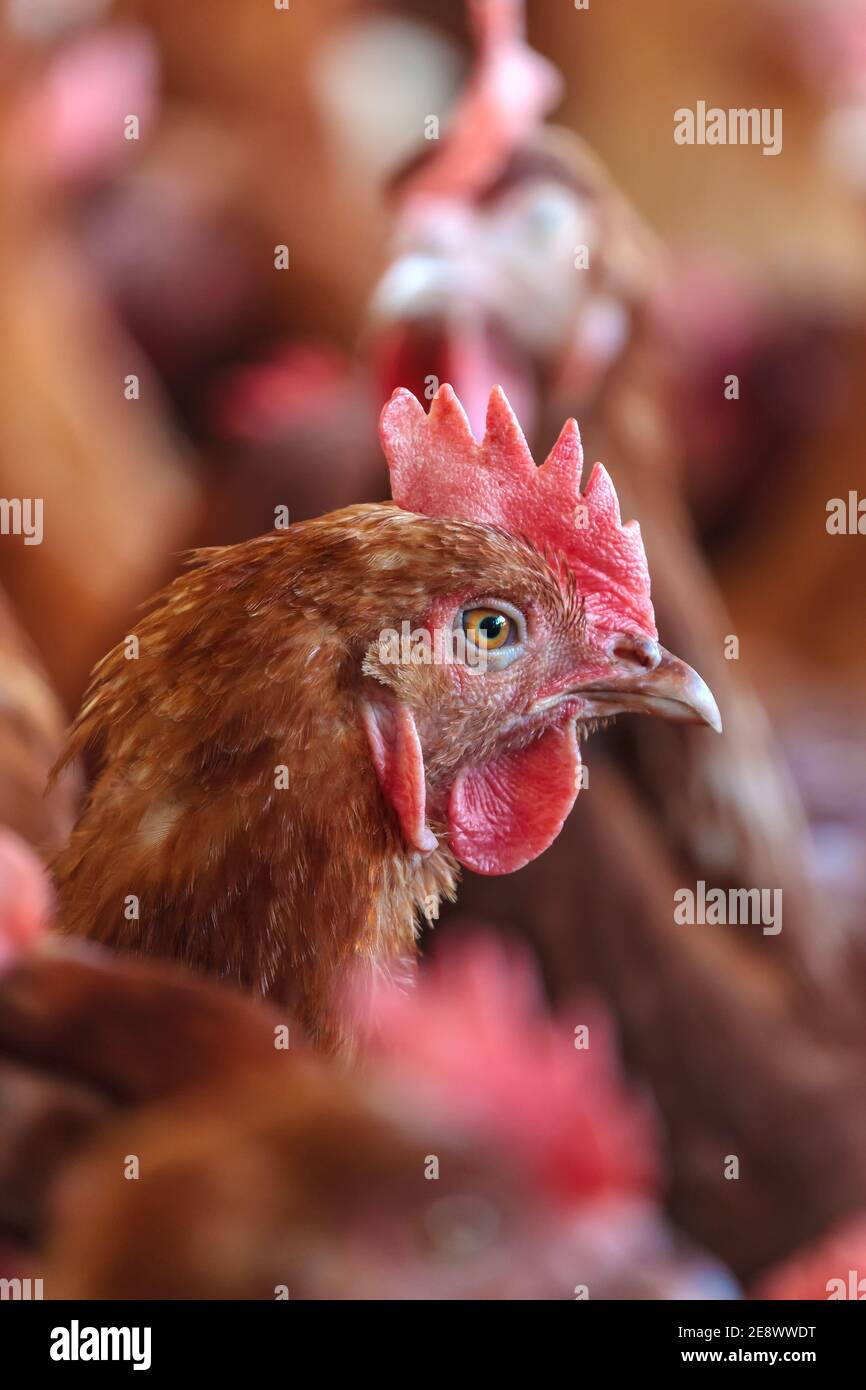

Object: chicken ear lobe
[361,700,438,856]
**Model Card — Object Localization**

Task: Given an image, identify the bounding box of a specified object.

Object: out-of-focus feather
[0,591,77,851]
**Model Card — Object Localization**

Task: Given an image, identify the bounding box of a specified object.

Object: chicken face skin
[358,513,594,874]
[355,509,718,875]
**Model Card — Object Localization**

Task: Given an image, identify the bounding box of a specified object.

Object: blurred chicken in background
[0,13,200,706]
[0,884,736,1299]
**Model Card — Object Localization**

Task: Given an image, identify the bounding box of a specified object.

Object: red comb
[380,384,656,637]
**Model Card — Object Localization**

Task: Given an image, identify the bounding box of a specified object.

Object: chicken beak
[570,642,723,733]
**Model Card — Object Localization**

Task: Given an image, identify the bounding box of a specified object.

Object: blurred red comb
[380,384,656,636]
[754,1214,866,1300]
[357,931,658,1206]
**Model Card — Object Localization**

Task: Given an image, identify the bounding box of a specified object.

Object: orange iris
[462,608,513,651]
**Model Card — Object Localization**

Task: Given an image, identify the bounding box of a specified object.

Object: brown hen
[52,385,718,1051]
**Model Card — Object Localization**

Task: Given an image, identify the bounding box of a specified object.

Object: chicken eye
[462,607,516,651]
[455,599,527,671]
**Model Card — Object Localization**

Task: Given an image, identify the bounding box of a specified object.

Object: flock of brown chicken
[0,0,865,1301]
